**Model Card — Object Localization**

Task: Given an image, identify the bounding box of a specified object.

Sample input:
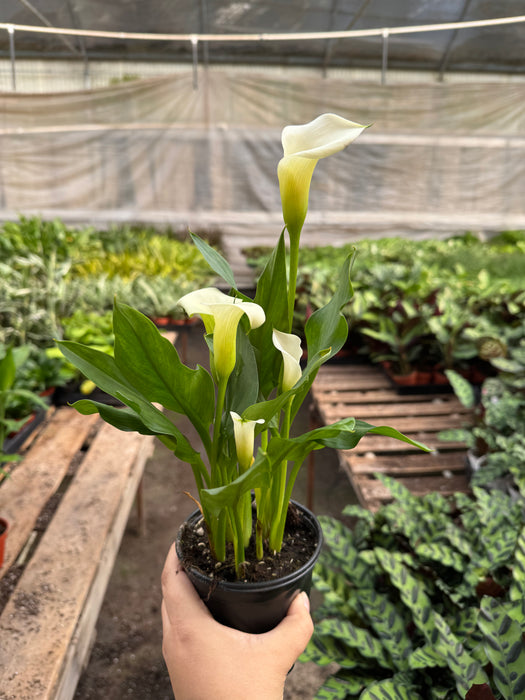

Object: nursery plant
[303,474,525,699]
[0,344,49,470]
[57,114,429,619]
[441,337,525,494]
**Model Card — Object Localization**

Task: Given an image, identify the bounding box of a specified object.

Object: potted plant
[57,113,429,632]
[0,344,51,566]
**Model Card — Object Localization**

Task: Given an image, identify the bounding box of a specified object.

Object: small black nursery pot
[175,501,323,634]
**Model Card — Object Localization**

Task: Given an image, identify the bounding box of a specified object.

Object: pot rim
[177,500,323,592]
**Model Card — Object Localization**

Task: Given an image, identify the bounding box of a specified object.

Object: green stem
[287,235,300,332]
[268,398,293,551]
[273,458,304,551]
[231,505,246,578]
[210,378,227,486]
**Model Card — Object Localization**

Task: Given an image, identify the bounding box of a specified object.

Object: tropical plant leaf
[314,670,377,699]
[445,369,476,409]
[415,542,465,572]
[509,525,525,602]
[302,633,365,669]
[112,300,215,452]
[376,548,488,695]
[407,644,448,670]
[315,618,394,670]
[354,587,413,671]
[359,672,420,700]
[189,231,237,288]
[305,251,355,362]
[477,596,525,699]
[251,231,289,396]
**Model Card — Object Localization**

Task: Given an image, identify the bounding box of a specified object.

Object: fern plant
[302,474,525,699]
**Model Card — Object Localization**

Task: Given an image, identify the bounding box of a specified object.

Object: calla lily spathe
[178,288,265,381]
[230,411,265,472]
[272,329,302,392]
[278,113,367,241]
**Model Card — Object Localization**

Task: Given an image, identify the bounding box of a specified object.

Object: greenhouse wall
[0,66,523,245]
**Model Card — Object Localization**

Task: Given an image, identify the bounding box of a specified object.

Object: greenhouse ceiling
[0,0,524,74]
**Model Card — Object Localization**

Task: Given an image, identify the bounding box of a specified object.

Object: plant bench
[0,405,155,699]
[309,363,473,511]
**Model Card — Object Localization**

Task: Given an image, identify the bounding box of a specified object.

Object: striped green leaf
[320,516,373,581]
[302,633,362,669]
[359,673,420,700]
[407,644,448,670]
[376,548,488,695]
[355,587,412,670]
[315,619,394,670]
[509,525,525,602]
[314,670,376,699]
[478,597,525,699]
[415,542,465,572]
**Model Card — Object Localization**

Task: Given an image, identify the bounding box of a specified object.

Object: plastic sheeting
[0,68,524,243]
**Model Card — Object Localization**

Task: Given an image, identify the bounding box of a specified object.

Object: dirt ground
[73,327,357,700]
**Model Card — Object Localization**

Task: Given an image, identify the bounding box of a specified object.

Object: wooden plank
[311,363,473,511]
[348,452,468,475]
[355,474,470,501]
[0,422,153,699]
[321,413,469,432]
[320,400,471,419]
[313,388,459,405]
[53,435,155,700]
[313,375,393,391]
[343,433,467,454]
[0,408,99,579]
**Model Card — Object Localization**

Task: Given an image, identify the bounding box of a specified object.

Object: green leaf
[113,301,215,452]
[376,548,488,694]
[355,587,413,670]
[415,543,465,572]
[478,597,525,700]
[189,231,237,288]
[407,644,448,670]
[0,346,16,392]
[509,525,525,602]
[359,673,420,700]
[445,370,476,409]
[200,454,271,518]
[71,399,198,463]
[252,231,289,396]
[305,251,356,362]
[57,340,200,462]
[302,632,364,668]
[314,670,376,699]
[315,618,394,670]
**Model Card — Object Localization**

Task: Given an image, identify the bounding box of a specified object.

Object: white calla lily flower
[272,329,302,392]
[178,288,265,381]
[278,113,367,241]
[230,411,265,472]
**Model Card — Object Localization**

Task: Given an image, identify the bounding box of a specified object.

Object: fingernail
[301,591,310,611]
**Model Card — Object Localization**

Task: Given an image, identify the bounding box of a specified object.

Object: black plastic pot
[175,501,323,634]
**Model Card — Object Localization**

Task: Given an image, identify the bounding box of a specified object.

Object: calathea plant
[57,114,428,579]
[304,475,525,699]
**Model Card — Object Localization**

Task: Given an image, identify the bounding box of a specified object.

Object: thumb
[267,592,314,661]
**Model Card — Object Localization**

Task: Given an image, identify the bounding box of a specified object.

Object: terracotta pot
[175,501,323,633]
[0,517,8,569]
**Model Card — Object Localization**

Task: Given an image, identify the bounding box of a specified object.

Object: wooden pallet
[0,406,156,700]
[310,363,473,511]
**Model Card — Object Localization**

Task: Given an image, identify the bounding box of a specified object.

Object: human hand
[161,544,314,700]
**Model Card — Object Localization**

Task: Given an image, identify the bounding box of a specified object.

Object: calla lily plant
[58,113,429,578]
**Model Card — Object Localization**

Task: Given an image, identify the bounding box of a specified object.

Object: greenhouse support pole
[191,35,199,90]
[7,25,16,91]
[381,28,388,85]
